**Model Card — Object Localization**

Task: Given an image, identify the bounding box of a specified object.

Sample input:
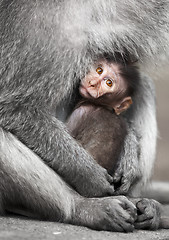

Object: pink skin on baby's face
[79,60,129,110]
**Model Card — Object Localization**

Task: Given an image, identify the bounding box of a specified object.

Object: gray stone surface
[0,214,169,240]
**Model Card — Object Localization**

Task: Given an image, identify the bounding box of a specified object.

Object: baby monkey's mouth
[79,85,94,99]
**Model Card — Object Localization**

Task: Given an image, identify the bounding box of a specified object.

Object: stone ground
[0,65,169,239]
[0,209,169,240]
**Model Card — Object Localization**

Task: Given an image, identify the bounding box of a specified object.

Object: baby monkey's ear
[114,97,132,115]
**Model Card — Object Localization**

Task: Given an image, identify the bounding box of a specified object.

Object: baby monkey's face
[79,60,129,111]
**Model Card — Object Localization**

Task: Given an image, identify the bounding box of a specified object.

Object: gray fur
[0,128,75,221]
[0,0,168,232]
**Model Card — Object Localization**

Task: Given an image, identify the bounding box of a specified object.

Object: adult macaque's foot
[72,196,137,232]
[133,198,161,230]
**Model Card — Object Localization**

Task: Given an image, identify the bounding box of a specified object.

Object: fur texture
[0,0,167,231]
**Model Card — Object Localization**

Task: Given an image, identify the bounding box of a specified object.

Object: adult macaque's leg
[0,108,114,198]
[0,128,137,232]
[0,127,74,220]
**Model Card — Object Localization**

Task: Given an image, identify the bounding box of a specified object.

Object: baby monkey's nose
[88,79,100,88]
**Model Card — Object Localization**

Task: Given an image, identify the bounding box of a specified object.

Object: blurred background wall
[150,64,169,181]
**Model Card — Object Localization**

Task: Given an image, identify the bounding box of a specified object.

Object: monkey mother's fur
[0,0,168,232]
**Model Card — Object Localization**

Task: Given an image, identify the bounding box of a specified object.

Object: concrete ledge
[142,181,169,204]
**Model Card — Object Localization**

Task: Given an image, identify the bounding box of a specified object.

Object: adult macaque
[0,0,168,232]
[67,59,138,176]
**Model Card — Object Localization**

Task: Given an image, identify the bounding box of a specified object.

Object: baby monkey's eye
[105,79,113,87]
[96,67,103,75]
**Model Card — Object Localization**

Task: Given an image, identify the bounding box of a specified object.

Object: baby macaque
[67,59,139,175]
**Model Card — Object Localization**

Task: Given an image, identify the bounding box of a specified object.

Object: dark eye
[96,67,103,75]
[105,79,113,87]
